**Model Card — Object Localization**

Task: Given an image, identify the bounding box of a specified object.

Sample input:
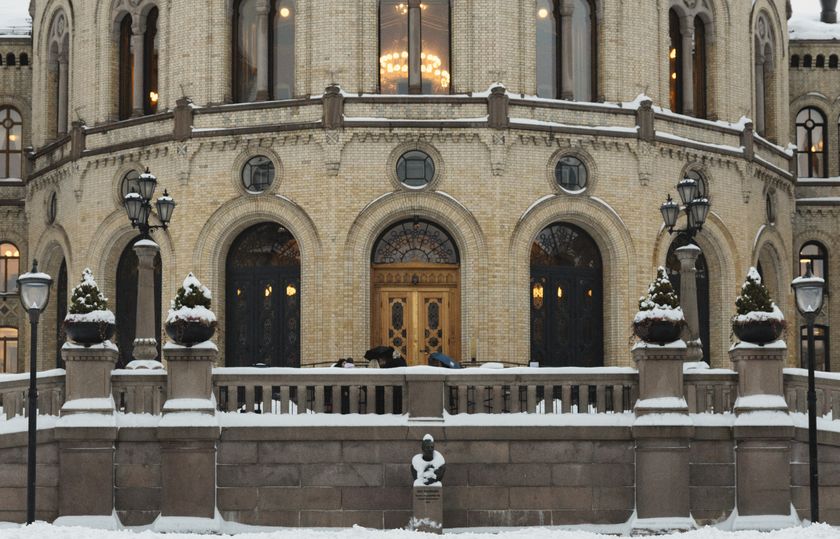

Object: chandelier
[379,50,450,89]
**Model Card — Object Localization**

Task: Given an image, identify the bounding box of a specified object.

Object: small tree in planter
[63,269,116,345]
[165,273,217,346]
[633,267,686,344]
[732,267,785,344]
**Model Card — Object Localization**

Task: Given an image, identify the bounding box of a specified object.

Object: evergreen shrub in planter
[63,269,116,345]
[633,267,686,345]
[732,267,785,345]
[165,273,217,346]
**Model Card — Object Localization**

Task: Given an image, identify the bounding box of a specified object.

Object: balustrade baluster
[296,386,307,414]
[384,385,394,414]
[596,385,606,413]
[262,385,272,414]
[279,386,290,414]
[613,385,625,413]
[314,385,325,413]
[349,385,359,414]
[527,385,536,413]
[492,385,503,413]
[561,385,571,413]
[456,385,467,414]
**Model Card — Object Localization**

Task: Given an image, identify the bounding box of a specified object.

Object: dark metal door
[530,267,603,367]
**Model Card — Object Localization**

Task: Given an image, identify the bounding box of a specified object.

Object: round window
[242,156,276,193]
[396,150,435,188]
[554,156,588,192]
[47,192,57,224]
[120,170,141,203]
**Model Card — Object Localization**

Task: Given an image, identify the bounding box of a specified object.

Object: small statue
[411,434,446,486]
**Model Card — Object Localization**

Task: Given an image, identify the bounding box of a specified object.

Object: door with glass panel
[377,287,454,365]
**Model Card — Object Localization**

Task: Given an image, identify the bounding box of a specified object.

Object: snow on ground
[0,523,839,539]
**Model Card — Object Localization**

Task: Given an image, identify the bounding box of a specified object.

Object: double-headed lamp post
[17,260,52,524]
[659,177,711,360]
[792,263,826,523]
[123,168,176,362]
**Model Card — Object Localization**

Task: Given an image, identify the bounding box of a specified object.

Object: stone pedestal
[411,486,443,534]
[676,244,704,362]
[730,341,795,527]
[55,342,119,524]
[156,341,219,528]
[132,240,160,362]
[632,341,695,532]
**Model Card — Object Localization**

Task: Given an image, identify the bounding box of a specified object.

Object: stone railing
[111,370,168,415]
[784,368,840,417]
[0,369,65,419]
[683,368,738,414]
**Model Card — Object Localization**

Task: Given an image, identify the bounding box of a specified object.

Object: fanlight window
[379,0,450,94]
[0,242,20,294]
[796,107,827,178]
[229,222,300,267]
[0,107,22,179]
[372,219,458,264]
[530,223,601,268]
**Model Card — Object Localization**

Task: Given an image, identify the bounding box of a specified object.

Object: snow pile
[790,0,840,41]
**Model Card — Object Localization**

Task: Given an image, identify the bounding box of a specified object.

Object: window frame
[0,106,22,179]
[0,326,18,373]
[799,241,829,290]
[0,242,20,295]
[796,107,828,178]
[535,0,597,101]
[801,324,831,372]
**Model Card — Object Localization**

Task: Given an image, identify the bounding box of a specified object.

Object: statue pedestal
[411,486,443,534]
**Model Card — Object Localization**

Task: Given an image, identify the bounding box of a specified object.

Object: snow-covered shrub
[65,268,115,324]
[634,267,685,324]
[166,273,216,325]
[732,267,785,338]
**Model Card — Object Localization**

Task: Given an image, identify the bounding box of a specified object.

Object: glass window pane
[797,154,809,177]
[7,256,18,292]
[572,0,592,101]
[380,1,408,94]
[9,124,20,150]
[235,0,259,102]
[0,154,6,178]
[421,0,450,94]
[8,153,19,179]
[536,0,557,98]
[273,0,295,100]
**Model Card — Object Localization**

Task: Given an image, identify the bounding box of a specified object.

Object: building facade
[1,0,834,372]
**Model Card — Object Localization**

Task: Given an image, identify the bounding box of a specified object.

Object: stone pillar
[740,122,755,162]
[255,0,270,101]
[680,16,695,116]
[632,341,694,532]
[635,99,655,142]
[408,0,422,93]
[57,52,69,135]
[132,239,159,362]
[322,84,344,130]
[54,342,119,525]
[559,0,575,100]
[173,97,194,141]
[156,342,219,530]
[730,341,796,528]
[487,85,509,129]
[676,244,703,362]
[70,121,86,161]
[412,486,443,533]
[131,28,145,116]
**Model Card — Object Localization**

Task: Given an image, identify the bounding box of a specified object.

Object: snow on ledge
[734,410,793,428]
[635,397,688,409]
[62,340,118,351]
[632,339,687,351]
[733,394,789,410]
[163,340,218,351]
[633,412,693,427]
[730,339,787,351]
[61,397,116,412]
[54,512,121,530]
[56,412,116,429]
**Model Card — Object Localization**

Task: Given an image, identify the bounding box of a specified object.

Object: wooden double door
[372,264,460,366]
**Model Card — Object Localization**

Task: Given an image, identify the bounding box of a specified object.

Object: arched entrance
[371,219,460,365]
[116,238,162,368]
[666,236,710,363]
[225,222,301,367]
[530,222,603,367]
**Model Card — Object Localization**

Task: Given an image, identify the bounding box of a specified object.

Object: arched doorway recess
[371,219,460,366]
[225,222,301,367]
[530,223,603,367]
[666,236,710,363]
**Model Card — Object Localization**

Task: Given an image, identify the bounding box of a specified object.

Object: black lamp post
[123,167,176,238]
[659,176,711,240]
[17,260,52,524]
[792,263,826,523]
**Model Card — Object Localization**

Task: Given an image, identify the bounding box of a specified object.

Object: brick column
[632,341,695,532]
[730,341,796,529]
[156,342,219,531]
[54,342,119,526]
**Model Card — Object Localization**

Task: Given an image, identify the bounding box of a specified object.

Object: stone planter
[732,319,785,345]
[63,320,116,345]
[633,318,684,345]
[165,319,217,346]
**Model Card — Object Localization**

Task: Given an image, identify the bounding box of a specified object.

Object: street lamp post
[659,177,711,361]
[123,168,176,362]
[17,260,52,524]
[792,263,826,523]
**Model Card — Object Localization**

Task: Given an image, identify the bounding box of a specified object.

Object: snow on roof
[789,0,840,41]
[0,0,31,37]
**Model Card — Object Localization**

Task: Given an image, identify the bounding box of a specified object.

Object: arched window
[5,53,14,66]
[19,53,28,66]
[803,54,812,67]
[799,242,828,285]
[0,107,22,179]
[116,238,162,368]
[233,0,296,102]
[530,223,603,367]
[0,242,20,294]
[830,54,839,68]
[817,54,826,68]
[669,8,710,118]
[0,327,17,373]
[796,107,827,178]
[791,54,800,68]
[801,325,830,371]
[118,14,134,120]
[379,0,450,95]
[143,7,159,115]
[669,9,683,113]
[754,12,777,137]
[693,17,708,118]
[47,10,70,136]
[536,0,596,100]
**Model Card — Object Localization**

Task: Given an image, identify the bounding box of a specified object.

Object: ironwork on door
[666,236,710,363]
[226,223,300,367]
[530,223,603,367]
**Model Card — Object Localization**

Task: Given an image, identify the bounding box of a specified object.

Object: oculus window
[242,156,276,192]
[397,150,435,188]
[554,156,588,192]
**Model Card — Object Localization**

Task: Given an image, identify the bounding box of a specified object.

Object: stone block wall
[0,433,58,522]
[114,429,161,526]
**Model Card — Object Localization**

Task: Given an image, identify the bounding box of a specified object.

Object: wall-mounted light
[286,284,297,297]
